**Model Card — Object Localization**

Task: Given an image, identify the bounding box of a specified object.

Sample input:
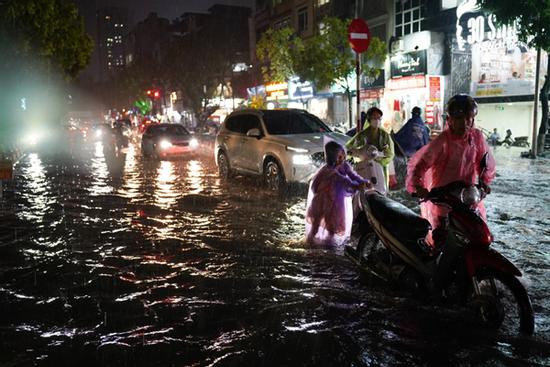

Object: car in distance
[141,123,199,158]
[215,109,349,190]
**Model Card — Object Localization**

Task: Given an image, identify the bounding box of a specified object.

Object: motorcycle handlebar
[412,181,490,204]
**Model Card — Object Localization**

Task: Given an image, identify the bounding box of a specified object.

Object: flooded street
[0,138,549,366]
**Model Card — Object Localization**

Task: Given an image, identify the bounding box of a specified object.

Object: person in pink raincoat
[406,94,496,249]
[305,141,370,245]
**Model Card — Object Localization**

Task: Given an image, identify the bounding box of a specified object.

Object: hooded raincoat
[394,114,430,157]
[406,126,496,246]
[346,126,395,189]
[305,161,367,245]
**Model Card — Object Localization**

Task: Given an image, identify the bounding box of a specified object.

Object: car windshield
[147,124,189,136]
[262,111,332,135]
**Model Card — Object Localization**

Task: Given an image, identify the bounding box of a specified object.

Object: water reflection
[90,141,112,195]
[3,144,549,367]
[19,153,47,222]
[155,161,177,208]
[119,143,141,201]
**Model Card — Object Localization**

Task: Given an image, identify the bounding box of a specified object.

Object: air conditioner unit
[391,39,404,53]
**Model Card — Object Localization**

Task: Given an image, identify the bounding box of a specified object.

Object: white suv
[215,109,349,190]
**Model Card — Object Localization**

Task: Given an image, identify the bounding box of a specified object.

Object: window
[263,111,330,135]
[147,124,189,136]
[298,7,308,33]
[225,115,261,134]
[317,0,330,5]
[395,0,424,37]
[274,16,291,30]
[238,115,261,134]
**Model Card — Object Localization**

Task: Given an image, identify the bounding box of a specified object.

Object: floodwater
[0,137,549,366]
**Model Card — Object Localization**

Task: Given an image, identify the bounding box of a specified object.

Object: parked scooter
[345,154,534,335]
[348,145,387,194]
[502,136,530,148]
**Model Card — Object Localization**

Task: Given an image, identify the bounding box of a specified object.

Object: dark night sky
[73,0,254,81]
[75,0,254,28]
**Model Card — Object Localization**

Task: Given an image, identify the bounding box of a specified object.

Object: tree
[479,0,550,156]
[0,0,93,78]
[256,17,386,127]
[256,27,304,83]
[0,0,93,148]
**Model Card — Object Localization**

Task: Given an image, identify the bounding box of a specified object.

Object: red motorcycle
[345,154,535,335]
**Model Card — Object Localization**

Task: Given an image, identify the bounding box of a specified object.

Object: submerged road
[0,137,549,366]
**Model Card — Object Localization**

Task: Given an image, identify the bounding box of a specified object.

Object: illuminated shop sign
[386,75,426,90]
[265,82,288,101]
[390,50,427,78]
[361,70,385,89]
[456,0,518,51]
[288,78,314,100]
[247,85,265,97]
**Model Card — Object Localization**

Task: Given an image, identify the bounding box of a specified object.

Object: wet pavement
[0,137,549,366]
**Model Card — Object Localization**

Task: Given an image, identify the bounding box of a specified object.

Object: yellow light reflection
[119,142,141,200]
[186,159,205,194]
[155,160,177,208]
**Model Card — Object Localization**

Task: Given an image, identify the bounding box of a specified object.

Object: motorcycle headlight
[95,129,102,138]
[159,140,172,150]
[25,133,41,146]
[292,153,312,165]
[189,138,199,149]
[460,186,481,206]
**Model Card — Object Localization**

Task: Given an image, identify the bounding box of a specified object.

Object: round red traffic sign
[348,18,371,53]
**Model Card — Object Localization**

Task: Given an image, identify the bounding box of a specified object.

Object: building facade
[97,7,129,81]
[250,0,544,141]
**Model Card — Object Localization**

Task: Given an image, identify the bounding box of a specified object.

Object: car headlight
[25,133,41,146]
[159,140,172,150]
[286,146,309,153]
[189,138,199,148]
[292,153,312,165]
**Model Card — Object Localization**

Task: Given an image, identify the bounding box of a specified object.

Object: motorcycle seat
[365,191,431,251]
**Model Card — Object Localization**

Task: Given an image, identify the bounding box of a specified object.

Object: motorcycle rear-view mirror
[480,152,488,172]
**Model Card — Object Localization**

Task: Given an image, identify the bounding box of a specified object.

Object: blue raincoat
[394,115,429,157]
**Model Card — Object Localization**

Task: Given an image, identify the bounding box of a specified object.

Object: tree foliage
[256,27,303,83]
[299,17,386,91]
[0,0,93,78]
[256,17,387,124]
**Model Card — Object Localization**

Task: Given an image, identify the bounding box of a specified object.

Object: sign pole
[356,52,361,133]
[531,47,541,158]
[347,18,371,133]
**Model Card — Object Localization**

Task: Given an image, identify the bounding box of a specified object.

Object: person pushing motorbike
[346,107,395,191]
[406,94,496,253]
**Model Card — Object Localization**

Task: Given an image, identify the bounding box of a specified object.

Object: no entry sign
[348,18,371,53]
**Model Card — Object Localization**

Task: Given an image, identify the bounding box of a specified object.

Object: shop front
[385,38,446,133]
[453,1,547,140]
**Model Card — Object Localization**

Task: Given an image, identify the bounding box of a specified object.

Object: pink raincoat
[305,161,367,245]
[406,126,496,246]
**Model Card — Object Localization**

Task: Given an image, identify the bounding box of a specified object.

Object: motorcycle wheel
[470,268,534,335]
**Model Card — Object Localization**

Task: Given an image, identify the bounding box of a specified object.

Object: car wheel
[218,151,232,179]
[264,159,284,191]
